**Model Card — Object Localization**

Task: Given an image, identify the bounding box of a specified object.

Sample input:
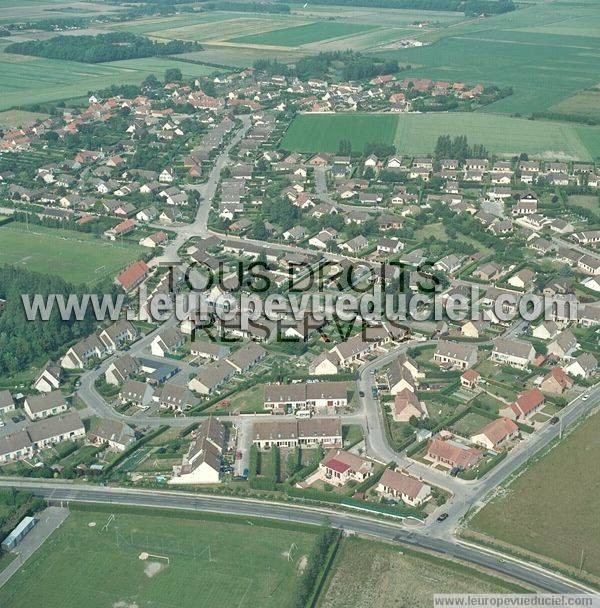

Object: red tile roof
[117,260,148,291]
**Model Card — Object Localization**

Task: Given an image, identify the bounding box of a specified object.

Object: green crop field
[0,222,143,284]
[0,506,318,608]
[231,22,376,47]
[319,537,526,607]
[467,411,600,583]
[374,2,600,115]
[281,113,398,153]
[0,48,220,110]
[281,112,600,159]
[550,90,600,121]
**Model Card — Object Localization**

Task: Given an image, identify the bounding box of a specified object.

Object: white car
[582,394,589,401]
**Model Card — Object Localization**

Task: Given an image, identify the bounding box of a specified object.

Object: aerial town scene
[0,0,598,606]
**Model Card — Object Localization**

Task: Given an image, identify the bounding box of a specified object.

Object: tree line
[254,50,400,81]
[434,134,490,162]
[5,32,201,64]
[204,1,291,13]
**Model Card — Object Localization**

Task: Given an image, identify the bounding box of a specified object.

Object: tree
[142,73,159,89]
[164,67,182,83]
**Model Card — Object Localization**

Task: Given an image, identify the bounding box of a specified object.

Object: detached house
[318,449,372,487]
[499,388,545,421]
[376,469,431,506]
[471,417,518,451]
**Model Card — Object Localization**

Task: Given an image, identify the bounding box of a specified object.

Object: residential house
[425,437,483,471]
[24,390,67,421]
[393,389,427,422]
[89,419,135,452]
[491,338,535,370]
[120,379,153,408]
[151,328,184,357]
[540,367,574,395]
[318,449,372,487]
[499,388,545,421]
[565,353,597,379]
[376,469,431,506]
[252,418,342,450]
[33,360,61,393]
[433,341,478,370]
[105,354,140,386]
[471,417,518,451]
[547,329,577,359]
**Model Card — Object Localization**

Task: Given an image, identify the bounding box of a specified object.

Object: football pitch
[0,506,317,608]
[0,222,142,285]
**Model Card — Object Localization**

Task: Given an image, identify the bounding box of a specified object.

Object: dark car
[437,513,449,522]
[549,416,559,425]
[11,416,20,424]
[359,391,365,397]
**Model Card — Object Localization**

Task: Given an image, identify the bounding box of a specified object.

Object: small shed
[1,516,36,550]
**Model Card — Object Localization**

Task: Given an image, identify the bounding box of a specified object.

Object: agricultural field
[318,537,526,608]
[550,90,600,122]
[375,2,600,114]
[467,411,600,583]
[281,112,600,159]
[0,222,143,285]
[0,0,121,26]
[0,506,318,608]
[281,113,397,154]
[0,109,48,127]
[231,22,377,48]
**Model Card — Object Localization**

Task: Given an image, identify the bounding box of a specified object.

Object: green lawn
[0,222,143,284]
[468,411,600,582]
[450,412,494,437]
[0,506,318,608]
[281,112,600,159]
[231,22,376,47]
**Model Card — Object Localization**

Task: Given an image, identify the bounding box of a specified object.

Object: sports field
[231,22,376,47]
[0,222,142,284]
[281,112,600,159]
[0,506,317,608]
[319,537,525,608]
[468,411,600,582]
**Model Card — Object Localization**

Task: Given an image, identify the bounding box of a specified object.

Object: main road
[0,478,594,595]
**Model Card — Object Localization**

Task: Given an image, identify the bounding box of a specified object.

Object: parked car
[437,513,449,522]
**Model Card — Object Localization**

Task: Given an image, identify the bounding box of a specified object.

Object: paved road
[0,479,592,595]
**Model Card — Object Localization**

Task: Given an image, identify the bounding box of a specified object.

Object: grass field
[0,506,317,608]
[0,222,142,284]
[374,2,600,114]
[231,22,376,47]
[550,90,600,121]
[0,109,48,127]
[468,411,600,582]
[319,537,526,607]
[281,112,600,159]
[281,113,397,153]
[0,47,219,111]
